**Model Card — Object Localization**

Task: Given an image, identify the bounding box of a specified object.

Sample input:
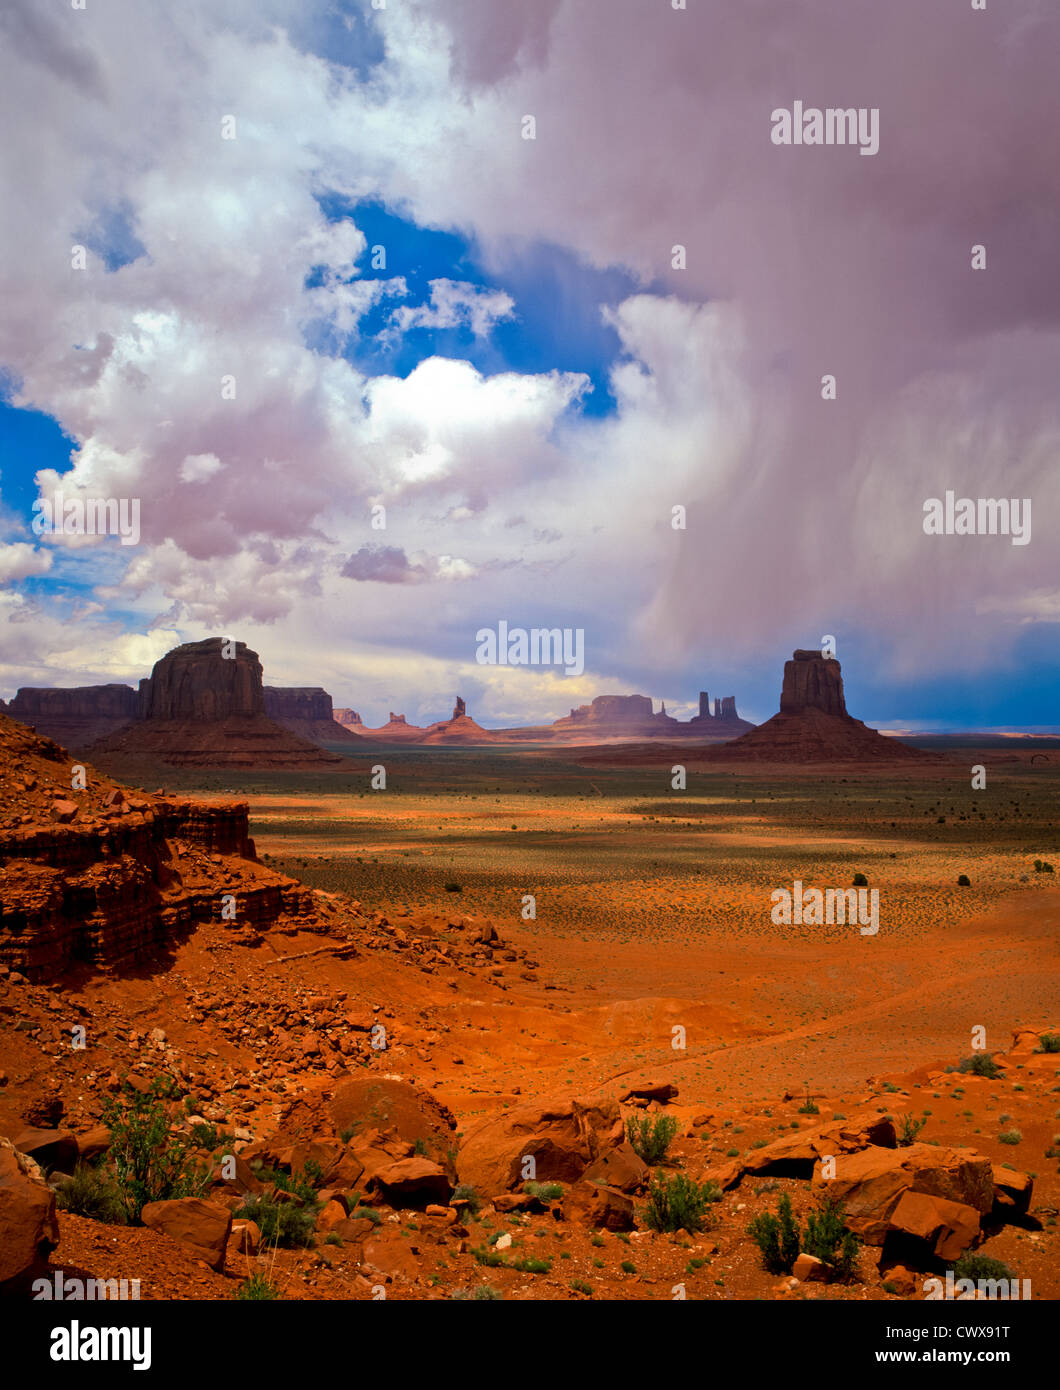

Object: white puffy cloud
[0,542,52,582]
[388,278,515,339]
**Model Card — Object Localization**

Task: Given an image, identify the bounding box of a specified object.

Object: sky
[0,0,1057,731]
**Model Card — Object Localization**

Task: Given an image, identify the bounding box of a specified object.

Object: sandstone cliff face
[779,649,847,717]
[1,685,139,750]
[555,695,656,728]
[689,691,749,728]
[333,708,363,727]
[91,640,346,769]
[263,687,334,722]
[140,639,265,721]
[4,685,139,722]
[263,687,365,745]
[705,650,935,763]
[0,713,314,980]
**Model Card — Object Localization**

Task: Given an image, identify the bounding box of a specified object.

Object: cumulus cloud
[388,278,515,339]
[0,542,52,582]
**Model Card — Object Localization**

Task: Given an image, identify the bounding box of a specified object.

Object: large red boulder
[811,1143,993,1245]
[0,1138,60,1290]
[141,1197,232,1271]
[457,1096,624,1195]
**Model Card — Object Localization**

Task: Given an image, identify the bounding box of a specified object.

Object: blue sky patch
[314,196,637,416]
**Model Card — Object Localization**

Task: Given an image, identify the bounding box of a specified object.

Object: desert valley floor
[4,741,1055,1302]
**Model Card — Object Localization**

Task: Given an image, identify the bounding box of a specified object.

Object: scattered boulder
[141,1197,233,1271]
[370,1157,453,1209]
[457,1096,624,1195]
[792,1252,831,1282]
[583,1142,648,1193]
[13,1128,78,1175]
[990,1164,1033,1218]
[564,1181,635,1231]
[884,1190,981,1261]
[743,1114,897,1178]
[231,1219,260,1255]
[700,1160,742,1192]
[75,1127,111,1164]
[618,1080,678,1105]
[811,1143,993,1245]
[0,1138,59,1291]
[328,1076,456,1166]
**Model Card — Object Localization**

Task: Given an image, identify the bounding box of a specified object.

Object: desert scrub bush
[797,1099,820,1116]
[898,1115,927,1146]
[1033,859,1055,873]
[626,1113,679,1164]
[452,1182,481,1217]
[522,1181,563,1201]
[102,1078,204,1222]
[643,1172,719,1234]
[621,1260,637,1274]
[235,1273,280,1300]
[852,872,868,887]
[1036,1034,1060,1054]
[252,1163,321,1206]
[235,1195,317,1248]
[444,883,463,892]
[952,1253,1015,1283]
[748,1193,801,1274]
[958,1054,1000,1080]
[957,874,971,887]
[569,1279,593,1295]
[998,1129,1022,1145]
[55,1163,128,1225]
[803,1195,860,1281]
[188,1122,222,1151]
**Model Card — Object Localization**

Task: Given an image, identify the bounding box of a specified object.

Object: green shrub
[452,1182,481,1217]
[55,1163,128,1225]
[235,1273,280,1300]
[235,1195,317,1248]
[620,1260,636,1274]
[898,1115,927,1146]
[998,1129,1022,1145]
[188,1122,222,1151]
[473,1285,502,1300]
[804,1195,860,1281]
[957,874,971,887]
[625,1113,679,1164]
[102,1078,203,1222]
[852,872,868,887]
[1036,1034,1060,1055]
[522,1181,563,1201]
[748,1193,801,1274]
[253,1163,320,1206]
[1033,859,1054,874]
[958,1054,1000,1080]
[644,1172,718,1234]
[953,1253,1015,1283]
